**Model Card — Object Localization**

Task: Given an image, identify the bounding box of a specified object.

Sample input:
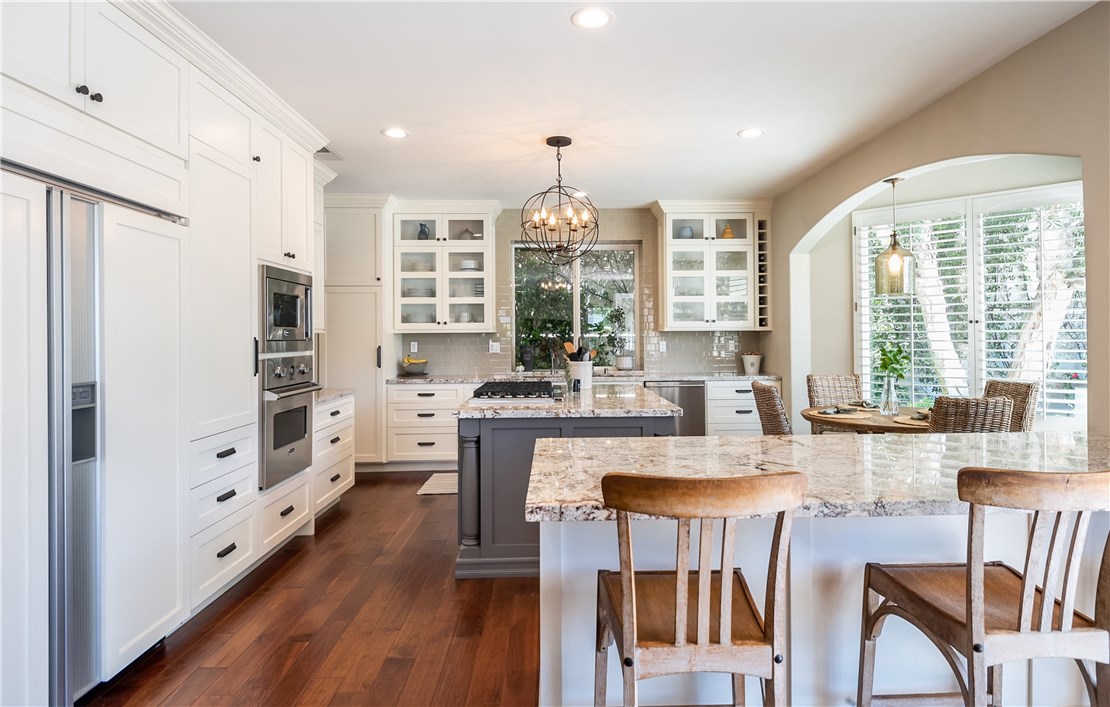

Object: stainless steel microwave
[261,265,312,353]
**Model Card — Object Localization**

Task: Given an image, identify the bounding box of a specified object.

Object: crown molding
[314,161,338,187]
[112,0,328,153]
[393,199,503,217]
[324,194,398,210]
[651,199,775,218]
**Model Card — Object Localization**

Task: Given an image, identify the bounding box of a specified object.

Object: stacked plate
[458,259,480,271]
[403,287,434,298]
[474,283,485,297]
[407,261,434,272]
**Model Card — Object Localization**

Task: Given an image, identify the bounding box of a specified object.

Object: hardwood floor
[81,472,539,706]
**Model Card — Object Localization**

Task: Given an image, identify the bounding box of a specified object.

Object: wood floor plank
[80,472,539,707]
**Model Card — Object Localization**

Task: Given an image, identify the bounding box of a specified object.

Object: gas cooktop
[471,381,555,403]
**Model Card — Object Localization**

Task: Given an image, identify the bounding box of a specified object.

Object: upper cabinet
[2,1,188,159]
[253,119,314,272]
[312,162,338,333]
[652,201,772,331]
[392,205,498,332]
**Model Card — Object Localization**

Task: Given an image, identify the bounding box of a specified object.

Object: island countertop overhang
[525,431,1110,521]
[455,382,682,419]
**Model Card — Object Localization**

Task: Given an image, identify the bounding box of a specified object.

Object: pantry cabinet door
[83,1,189,158]
[100,204,187,679]
[0,0,84,109]
[281,141,312,269]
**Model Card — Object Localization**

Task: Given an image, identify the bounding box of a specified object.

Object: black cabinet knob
[252,155,261,162]
[75,84,90,95]
[90,92,103,103]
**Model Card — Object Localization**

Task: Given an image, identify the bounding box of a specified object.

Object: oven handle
[262,383,323,402]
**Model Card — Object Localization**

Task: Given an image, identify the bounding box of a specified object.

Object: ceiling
[172,1,1093,208]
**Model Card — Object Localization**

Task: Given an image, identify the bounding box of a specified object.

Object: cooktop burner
[472,381,555,400]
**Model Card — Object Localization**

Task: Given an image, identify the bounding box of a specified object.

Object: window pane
[579,249,636,366]
[514,249,572,370]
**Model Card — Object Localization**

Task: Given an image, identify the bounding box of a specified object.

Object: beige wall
[768,3,1109,433]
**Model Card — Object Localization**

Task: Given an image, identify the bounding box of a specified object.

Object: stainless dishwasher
[644,381,706,436]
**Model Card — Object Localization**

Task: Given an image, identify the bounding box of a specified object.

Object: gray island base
[453,383,680,578]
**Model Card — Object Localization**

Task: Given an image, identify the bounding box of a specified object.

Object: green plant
[877,342,910,380]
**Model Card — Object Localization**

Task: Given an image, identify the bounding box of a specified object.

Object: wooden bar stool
[857,467,1110,706]
[594,471,808,706]
[753,380,792,436]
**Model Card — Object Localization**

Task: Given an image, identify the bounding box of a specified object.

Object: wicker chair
[928,396,1014,433]
[982,379,1040,432]
[806,374,862,434]
[753,381,792,435]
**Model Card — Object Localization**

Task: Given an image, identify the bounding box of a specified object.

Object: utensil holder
[567,361,593,390]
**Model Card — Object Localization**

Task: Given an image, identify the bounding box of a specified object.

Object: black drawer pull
[417,441,436,447]
[417,413,435,418]
[735,389,752,394]
[330,473,341,483]
[215,447,237,459]
[280,505,295,517]
[417,392,435,397]
[330,436,341,444]
[330,410,341,417]
[216,542,237,559]
[735,409,754,414]
[216,489,237,503]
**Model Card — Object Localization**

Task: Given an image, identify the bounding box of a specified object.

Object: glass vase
[879,375,899,415]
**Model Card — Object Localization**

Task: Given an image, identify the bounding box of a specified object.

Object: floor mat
[416,473,457,495]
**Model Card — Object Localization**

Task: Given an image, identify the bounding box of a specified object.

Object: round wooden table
[800,405,932,434]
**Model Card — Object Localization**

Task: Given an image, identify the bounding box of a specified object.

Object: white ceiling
[172,1,1093,208]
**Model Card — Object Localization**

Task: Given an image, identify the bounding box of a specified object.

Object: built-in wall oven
[261,264,312,353]
[260,354,320,490]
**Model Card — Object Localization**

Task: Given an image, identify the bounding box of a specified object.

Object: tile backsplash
[398,206,766,379]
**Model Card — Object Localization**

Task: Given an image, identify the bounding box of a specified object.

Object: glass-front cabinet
[652,201,771,331]
[393,206,496,332]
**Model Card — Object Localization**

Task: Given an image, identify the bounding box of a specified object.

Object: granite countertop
[387,372,781,384]
[455,382,683,419]
[525,431,1110,521]
[314,387,355,405]
[387,376,484,384]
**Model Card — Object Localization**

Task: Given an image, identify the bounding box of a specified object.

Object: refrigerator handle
[253,338,259,376]
[376,346,382,369]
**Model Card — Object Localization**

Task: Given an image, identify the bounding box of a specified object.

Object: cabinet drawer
[189,465,258,536]
[313,453,354,513]
[315,396,354,428]
[190,503,257,609]
[259,475,310,552]
[313,419,354,464]
[189,424,257,489]
[706,382,754,399]
[387,385,466,404]
[388,431,459,462]
[707,399,760,424]
[388,406,457,427]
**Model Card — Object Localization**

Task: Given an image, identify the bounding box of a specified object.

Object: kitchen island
[527,432,1110,706]
[454,383,680,578]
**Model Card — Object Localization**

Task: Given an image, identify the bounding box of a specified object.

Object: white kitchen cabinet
[386,384,475,462]
[253,119,314,272]
[324,287,385,463]
[184,141,257,440]
[258,473,311,553]
[325,201,389,286]
[704,380,780,436]
[100,204,187,679]
[312,162,337,333]
[651,201,773,331]
[312,394,355,514]
[189,72,253,166]
[2,1,188,159]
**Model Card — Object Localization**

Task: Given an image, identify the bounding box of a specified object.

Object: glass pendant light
[874,177,914,296]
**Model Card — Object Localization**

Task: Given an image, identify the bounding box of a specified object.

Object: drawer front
[191,503,257,609]
[259,476,311,552]
[315,396,354,428]
[387,385,466,404]
[707,399,760,425]
[388,406,457,428]
[388,431,459,462]
[313,419,355,464]
[189,424,258,489]
[313,453,354,513]
[189,465,258,536]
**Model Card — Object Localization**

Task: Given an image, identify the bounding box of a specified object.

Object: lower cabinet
[386,384,474,462]
[258,474,311,553]
[190,504,257,608]
[705,380,780,436]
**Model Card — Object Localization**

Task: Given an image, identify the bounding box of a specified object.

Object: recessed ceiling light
[381,128,410,139]
[737,128,765,139]
[571,7,614,29]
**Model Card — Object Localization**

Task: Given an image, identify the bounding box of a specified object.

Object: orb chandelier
[520,136,599,266]
[539,268,572,292]
[874,177,915,296]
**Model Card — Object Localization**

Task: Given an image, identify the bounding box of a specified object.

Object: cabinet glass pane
[449,303,484,325]
[399,276,436,299]
[447,218,484,243]
[711,216,750,241]
[671,301,706,322]
[671,250,705,272]
[448,251,485,273]
[671,218,703,241]
[673,276,704,298]
[398,218,436,242]
[715,275,749,298]
[400,303,436,324]
[399,251,436,273]
[715,300,750,323]
[448,276,484,299]
[716,250,748,272]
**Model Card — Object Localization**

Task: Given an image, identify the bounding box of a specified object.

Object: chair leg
[621,659,637,707]
[764,662,785,707]
[968,651,988,706]
[988,664,1002,706]
[857,569,882,707]
[1096,660,1109,707]
[731,673,745,706]
[595,603,611,707]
